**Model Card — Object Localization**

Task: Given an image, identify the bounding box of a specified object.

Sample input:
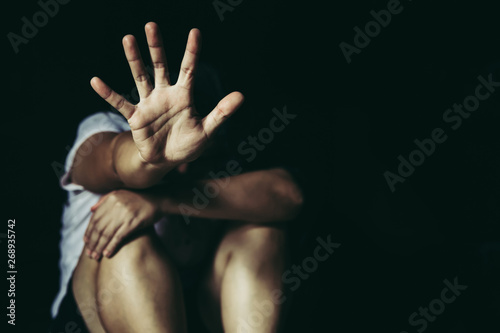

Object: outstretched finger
[123,35,154,99]
[202,91,244,138]
[145,22,170,87]
[177,28,201,91]
[90,77,136,119]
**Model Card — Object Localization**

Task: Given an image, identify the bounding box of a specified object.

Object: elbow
[245,168,304,224]
[284,182,304,220]
[274,176,304,222]
[245,181,303,224]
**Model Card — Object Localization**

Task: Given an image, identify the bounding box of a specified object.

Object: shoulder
[76,111,130,137]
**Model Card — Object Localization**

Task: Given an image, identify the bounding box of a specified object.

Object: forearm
[71,131,174,193]
[158,168,303,223]
[111,131,174,189]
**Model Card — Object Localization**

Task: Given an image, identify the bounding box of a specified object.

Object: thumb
[202,91,244,138]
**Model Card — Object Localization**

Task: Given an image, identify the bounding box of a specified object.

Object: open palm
[90,22,244,166]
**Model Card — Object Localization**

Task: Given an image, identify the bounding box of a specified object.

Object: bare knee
[95,229,158,290]
[236,224,285,249]
[72,250,106,332]
[229,224,287,267]
[207,224,287,297]
[96,227,170,293]
[94,228,174,328]
[109,228,160,263]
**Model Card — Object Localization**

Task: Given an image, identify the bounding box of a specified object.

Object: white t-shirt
[51,112,131,317]
[51,111,220,318]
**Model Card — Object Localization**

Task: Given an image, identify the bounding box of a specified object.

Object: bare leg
[72,247,106,333]
[72,228,188,333]
[198,222,289,333]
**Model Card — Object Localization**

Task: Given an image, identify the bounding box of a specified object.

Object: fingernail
[86,249,91,257]
[103,250,109,257]
[92,252,99,259]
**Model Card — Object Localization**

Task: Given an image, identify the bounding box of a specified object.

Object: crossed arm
[82,168,303,259]
[72,22,303,260]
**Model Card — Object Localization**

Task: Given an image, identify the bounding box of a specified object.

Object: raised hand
[90,22,244,168]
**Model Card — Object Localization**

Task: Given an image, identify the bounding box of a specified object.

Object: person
[50,22,303,333]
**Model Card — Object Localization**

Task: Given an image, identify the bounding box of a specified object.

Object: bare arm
[84,168,303,259]
[70,131,173,193]
[72,22,243,193]
[160,168,304,223]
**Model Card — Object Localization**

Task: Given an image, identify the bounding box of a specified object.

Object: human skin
[68,22,301,333]
[84,167,303,260]
[71,22,244,192]
[73,169,301,332]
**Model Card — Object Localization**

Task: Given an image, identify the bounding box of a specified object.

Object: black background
[3,0,500,332]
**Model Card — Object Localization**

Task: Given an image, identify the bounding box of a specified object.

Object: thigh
[72,227,174,333]
[72,247,106,333]
[76,227,192,333]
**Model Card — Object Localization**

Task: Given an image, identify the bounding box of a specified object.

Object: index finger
[84,195,108,243]
[176,28,201,91]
